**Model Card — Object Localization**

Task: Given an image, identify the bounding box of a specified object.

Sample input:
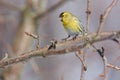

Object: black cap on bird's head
[59,12,64,18]
[59,11,73,18]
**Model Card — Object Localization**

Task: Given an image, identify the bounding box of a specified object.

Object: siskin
[59,11,86,40]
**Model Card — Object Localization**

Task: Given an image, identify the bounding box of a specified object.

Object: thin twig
[75,50,87,80]
[106,54,120,70]
[25,32,40,49]
[86,0,91,32]
[34,0,68,20]
[75,51,87,71]
[78,0,91,78]
[92,45,107,80]
[25,32,38,39]
[0,31,120,68]
[80,67,85,80]
[97,0,118,36]
[102,56,108,80]
[81,54,87,80]
[107,63,120,70]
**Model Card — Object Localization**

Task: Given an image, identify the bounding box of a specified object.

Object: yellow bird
[59,11,86,40]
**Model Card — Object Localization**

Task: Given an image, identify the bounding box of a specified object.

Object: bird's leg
[72,34,78,40]
[62,35,70,40]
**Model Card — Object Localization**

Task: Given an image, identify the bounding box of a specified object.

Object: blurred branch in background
[0,0,68,80]
[0,0,22,11]
[33,0,68,20]
[2,0,37,79]
[0,0,71,80]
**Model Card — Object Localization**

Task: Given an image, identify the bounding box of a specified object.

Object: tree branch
[97,0,118,36]
[0,31,120,68]
[86,0,91,32]
[102,56,108,80]
[107,63,120,70]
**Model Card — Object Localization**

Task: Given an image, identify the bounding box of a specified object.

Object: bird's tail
[81,26,87,36]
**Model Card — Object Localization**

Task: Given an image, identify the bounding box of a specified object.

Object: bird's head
[59,11,72,22]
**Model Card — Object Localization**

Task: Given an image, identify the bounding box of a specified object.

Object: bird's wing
[73,17,85,32]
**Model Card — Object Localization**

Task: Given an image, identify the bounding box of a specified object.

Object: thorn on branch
[97,47,104,57]
[48,39,57,50]
[92,45,105,57]
[86,10,91,15]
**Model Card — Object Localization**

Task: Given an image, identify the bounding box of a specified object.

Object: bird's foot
[62,35,70,41]
[72,34,78,40]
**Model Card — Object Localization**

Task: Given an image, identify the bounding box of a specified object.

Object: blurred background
[0,0,120,80]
